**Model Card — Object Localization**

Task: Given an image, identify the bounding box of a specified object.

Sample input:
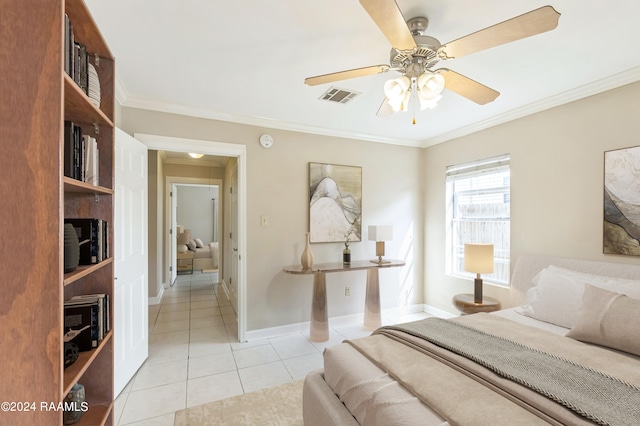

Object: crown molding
[116,66,640,150]
[119,95,424,148]
[422,66,640,148]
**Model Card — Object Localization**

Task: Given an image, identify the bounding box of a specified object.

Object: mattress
[322,308,569,426]
[193,247,211,259]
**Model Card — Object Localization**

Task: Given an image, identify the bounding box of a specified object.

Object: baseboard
[220,279,239,310]
[244,304,434,341]
[424,304,457,319]
[148,284,165,306]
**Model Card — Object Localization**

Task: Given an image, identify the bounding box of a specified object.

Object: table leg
[364,269,381,330]
[310,271,329,342]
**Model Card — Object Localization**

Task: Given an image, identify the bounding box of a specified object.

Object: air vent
[319,87,360,104]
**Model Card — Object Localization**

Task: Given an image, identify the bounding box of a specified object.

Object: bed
[302,255,640,425]
[177,228,219,272]
[192,241,219,271]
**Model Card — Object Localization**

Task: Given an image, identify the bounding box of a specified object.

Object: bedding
[517,265,640,328]
[303,256,640,426]
[192,241,219,271]
[177,228,220,271]
[566,285,640,357]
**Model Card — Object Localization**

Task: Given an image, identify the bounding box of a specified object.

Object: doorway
[168,179,222,285]
[135,133,247,342]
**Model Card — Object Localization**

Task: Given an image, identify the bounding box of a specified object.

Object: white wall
[177,185,218,243]
[121,109,425,331]
[147,151,164,299]
[424,81,640,315]
[125,80,640,327]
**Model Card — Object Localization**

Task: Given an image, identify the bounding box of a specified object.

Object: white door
[170,184,178,284]
[114,128,148,396]
[229,165,239,314]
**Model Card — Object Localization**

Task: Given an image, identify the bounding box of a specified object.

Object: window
[446,154,510,285]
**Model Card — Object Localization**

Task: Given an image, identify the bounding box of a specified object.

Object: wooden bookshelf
[0,1,115,424]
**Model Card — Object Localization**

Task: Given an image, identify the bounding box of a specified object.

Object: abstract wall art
[604,145,640,256]
[309,163,362,243]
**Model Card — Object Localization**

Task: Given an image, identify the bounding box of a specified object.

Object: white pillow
[517,265,640,328]
[195,238,204,248]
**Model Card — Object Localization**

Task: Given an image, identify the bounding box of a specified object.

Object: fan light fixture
[189,153,204,159]
[384,72,444,114]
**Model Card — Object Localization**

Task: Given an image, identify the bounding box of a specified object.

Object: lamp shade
[177,229,191,245]
[384,76,410,101]
[464,243,494,274]
[417,72,445,101]
[368,225,393,242]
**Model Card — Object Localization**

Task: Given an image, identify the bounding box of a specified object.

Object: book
[64,15,70,76]
[77,43,88,94]
[63,302,95,352]
[70,294,109,340]
[83,135,98,186]
[63,121,75,178]
[65,218,97,264]
[64,218,109,265]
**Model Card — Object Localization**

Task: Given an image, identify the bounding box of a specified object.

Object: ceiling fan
[305,0,560,119]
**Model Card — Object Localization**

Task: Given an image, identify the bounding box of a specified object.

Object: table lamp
[368,225,393,264]
[464,243,494,303]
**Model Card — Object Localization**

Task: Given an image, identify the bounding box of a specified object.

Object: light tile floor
[114,271,430,425]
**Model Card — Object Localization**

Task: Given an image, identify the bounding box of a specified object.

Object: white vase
[301,232,314,270]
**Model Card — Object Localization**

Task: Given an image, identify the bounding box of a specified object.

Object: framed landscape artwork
[603,145,640,256]
[309,162,362,243]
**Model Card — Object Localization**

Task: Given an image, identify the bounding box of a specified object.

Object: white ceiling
[85,0,640,148]
[159,151,229,167]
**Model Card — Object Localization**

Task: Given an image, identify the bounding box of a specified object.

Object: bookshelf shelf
[64,75,113,128]
[75,404,112,426]
[64,176,114,195]
[63,330,114,395]
[64,258,113,287]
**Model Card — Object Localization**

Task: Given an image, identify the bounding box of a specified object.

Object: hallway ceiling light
[189,153,204,159]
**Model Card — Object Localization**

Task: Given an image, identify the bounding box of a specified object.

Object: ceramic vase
[64,223,80,273]
[301,232,314,270]
[63,382,85,424]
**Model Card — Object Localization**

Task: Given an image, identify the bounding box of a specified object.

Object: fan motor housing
[390,34,441,73]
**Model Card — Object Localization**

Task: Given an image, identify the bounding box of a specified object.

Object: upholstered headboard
[509,255,640,308]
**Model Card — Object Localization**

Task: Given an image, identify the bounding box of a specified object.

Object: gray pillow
[566,284,640,356]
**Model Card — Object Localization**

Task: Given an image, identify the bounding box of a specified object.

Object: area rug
[174,380,304,426]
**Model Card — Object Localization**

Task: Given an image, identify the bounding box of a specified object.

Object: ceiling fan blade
[304,65,389,86]
[359,0,416,51]
[376,98,395,117]
[439,6,560,60]
[439,69,499,105]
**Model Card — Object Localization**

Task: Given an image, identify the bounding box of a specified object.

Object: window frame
[445,154,511,287]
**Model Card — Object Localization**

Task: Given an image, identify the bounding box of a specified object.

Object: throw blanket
[347,314,640,426]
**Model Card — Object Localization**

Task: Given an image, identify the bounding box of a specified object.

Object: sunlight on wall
[398,221,414,308]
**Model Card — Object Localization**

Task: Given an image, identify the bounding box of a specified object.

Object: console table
[283,260,405,342]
